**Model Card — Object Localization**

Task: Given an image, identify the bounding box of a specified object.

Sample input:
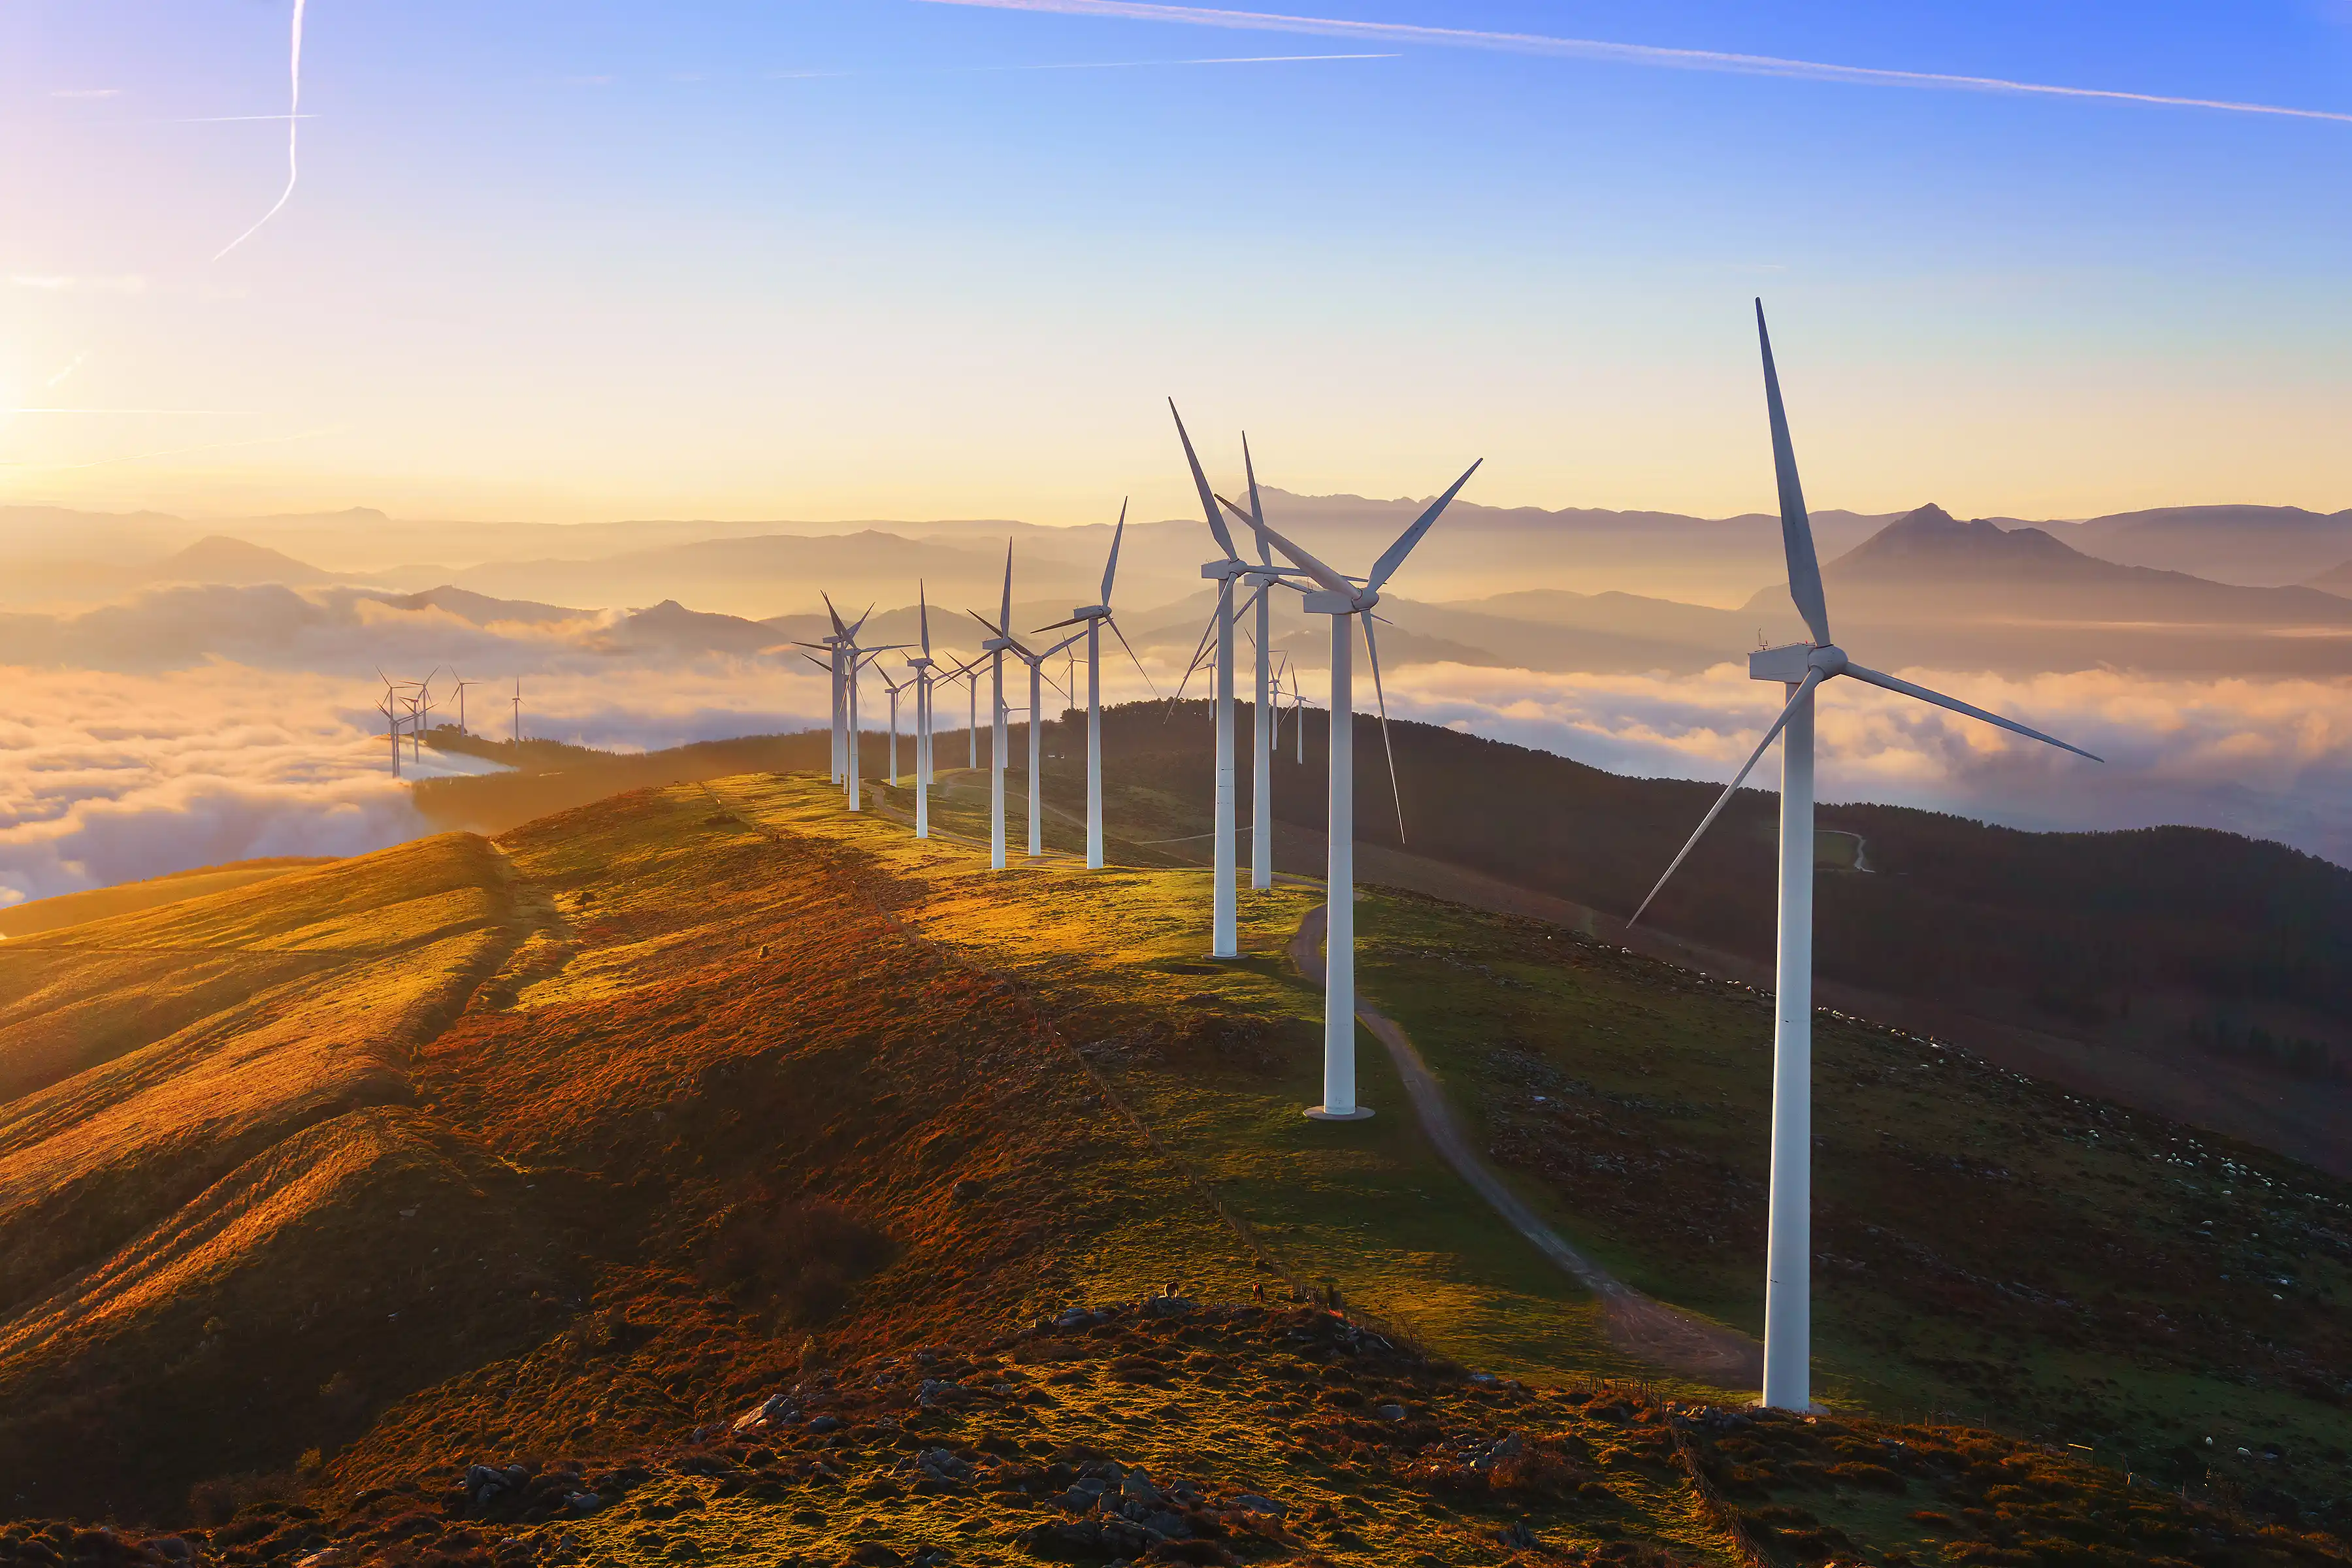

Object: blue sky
[3,0,2350,522]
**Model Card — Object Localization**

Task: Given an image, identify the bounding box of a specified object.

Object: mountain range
[12,497,2352,679]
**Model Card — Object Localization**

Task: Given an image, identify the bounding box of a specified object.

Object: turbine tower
[1629,299,2100,1413]
[1245,458,1483,1121]
[1171,402,1245,958]
[1034,501,1156,870]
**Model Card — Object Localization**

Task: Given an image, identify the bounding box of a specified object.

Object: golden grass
[0,858,329,941]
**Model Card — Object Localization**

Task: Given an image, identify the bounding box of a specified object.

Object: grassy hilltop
[0,770,2345,1568]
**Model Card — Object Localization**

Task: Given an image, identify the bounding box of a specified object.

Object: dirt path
[1288,902,1763,1391]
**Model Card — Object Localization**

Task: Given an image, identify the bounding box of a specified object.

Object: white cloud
[5,578,2349,908]
[1373,661,2352,863]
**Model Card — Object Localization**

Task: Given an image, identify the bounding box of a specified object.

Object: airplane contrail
[214,0,309,261]
[917,0,2352,125]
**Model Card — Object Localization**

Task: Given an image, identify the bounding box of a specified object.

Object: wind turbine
[1212,440,1286,892]
[374,668,408,777]
[907,584,938,840]
[511,678,523,747]
[1170,402,1250,957]
[1628,300,2100,1413]
[973,542,1017,870]
[800,593,866,789]
[1034,501,1158,869]
[1243,457,1484,1121]
[880,666,909,785]
[975,608,1081,860]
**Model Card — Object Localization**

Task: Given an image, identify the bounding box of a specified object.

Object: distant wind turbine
[976,606,1081,860]
[1212,438,1290,891]
[880,665,909,785]
[1170,402,1250,956]
[1244,455,1484,1120]
[907,584,939,839]
[1628,299,2099,1413]
[1033,500,1158,868]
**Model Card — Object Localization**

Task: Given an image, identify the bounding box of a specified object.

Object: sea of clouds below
[4,580,2352,904]
[6,651,2352,908]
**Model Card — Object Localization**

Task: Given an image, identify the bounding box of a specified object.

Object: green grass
[1350,885,2352,1506]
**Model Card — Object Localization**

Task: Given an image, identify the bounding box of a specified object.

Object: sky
[3,1,2352,525]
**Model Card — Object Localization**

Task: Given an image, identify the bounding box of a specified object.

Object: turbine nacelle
[1750,642,1846,682]
[1200,559,1250,581]
[1301,588,1368,615]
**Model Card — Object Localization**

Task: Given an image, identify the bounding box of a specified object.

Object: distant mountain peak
[152,534,329,586]
[1833,504,2085,576]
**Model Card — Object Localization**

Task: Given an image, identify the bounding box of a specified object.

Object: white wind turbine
[1244,458,1483,1120]
[973,553,1081,862]
[1032,501,1158,869]
[1629,299,2100,1412]
[797,595,859,787]
[973,542,1018,870]
[374,667,410,777]
[906,584,939,840]
[1212,442,1288,892]
[1169,402,1256,957]
[881,666,909,785]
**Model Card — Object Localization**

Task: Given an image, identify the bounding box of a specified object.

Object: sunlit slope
[0,838,509,1105]
[0,836,519,1302]
[0,857,329,941]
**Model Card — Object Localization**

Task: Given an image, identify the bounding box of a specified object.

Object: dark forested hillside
[1077,700,2352,1079]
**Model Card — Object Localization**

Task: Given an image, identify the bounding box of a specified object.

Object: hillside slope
[4,774,2347,1567]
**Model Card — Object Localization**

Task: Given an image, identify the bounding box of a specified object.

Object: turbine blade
[1243,431,1270,565]
[1103,498,1126,604]
[1253,517,1353,598]
[1106,615,1162,699]
[1629,669,1824,928]
[850,600,875,639]
[1169,601,1220,706]
[821,591,846,638]
[1361,612,1407,842]
[1757,299,1831,647]
[1366,459,1483,593]
[999,539,1013,632]
[1842,662,2104,762]
[1032,615,1090,632]
[1170,399,1238,559]
[919,580,931,656]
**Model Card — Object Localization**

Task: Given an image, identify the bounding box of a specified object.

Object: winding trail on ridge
[1288,902,1763,1391]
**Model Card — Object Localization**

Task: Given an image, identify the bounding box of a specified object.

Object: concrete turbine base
[1302,1105,1375,1122]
